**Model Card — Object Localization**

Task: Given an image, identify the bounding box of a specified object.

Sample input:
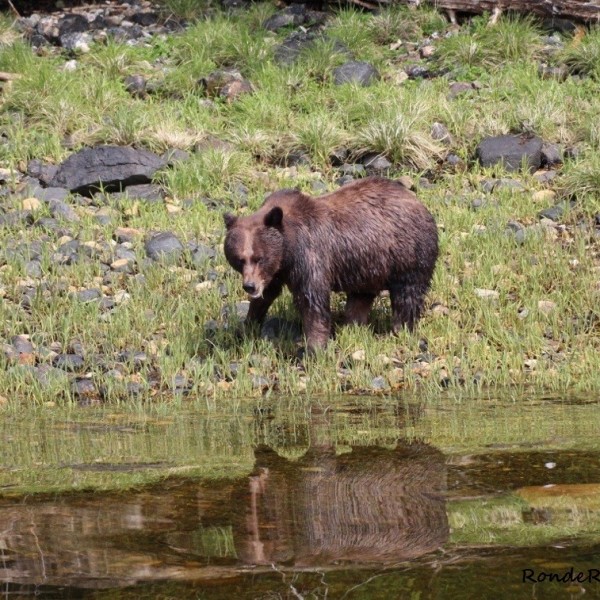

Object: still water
[2,395,600,599]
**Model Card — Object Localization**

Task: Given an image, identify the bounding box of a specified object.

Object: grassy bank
[0,5,599,404]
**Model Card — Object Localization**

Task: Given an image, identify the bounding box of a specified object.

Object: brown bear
[223,177,438,353]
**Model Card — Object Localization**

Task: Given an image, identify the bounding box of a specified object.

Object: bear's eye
[252,256,263,265]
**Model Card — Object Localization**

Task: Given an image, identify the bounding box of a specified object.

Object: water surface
[2,395,600,599]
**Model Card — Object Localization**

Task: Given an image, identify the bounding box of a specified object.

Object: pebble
[351,349,366,361]
[474,288,499,300]
[371,376,390,391]
[22,197,42,211]
[532,190,557,203]
[111,258,133,272]
[538,300,557,314]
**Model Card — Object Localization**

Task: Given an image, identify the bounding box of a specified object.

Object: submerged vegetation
[0,5,598,404]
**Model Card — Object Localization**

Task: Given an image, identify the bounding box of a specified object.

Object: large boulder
[50,146,167,196]
[476,135,543,173]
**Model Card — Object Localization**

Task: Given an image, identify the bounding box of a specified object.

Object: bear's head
[223,207,284,299]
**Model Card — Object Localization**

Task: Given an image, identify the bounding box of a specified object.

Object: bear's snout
[243,282,257,295]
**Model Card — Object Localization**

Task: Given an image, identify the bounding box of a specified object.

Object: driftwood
[367,0,600,23]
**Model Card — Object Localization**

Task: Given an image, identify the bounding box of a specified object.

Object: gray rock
[330,147,349,166]
[283,152,311,167]
[448,81,475,98]
[76,288,102,302]
[171,372,190,392]
[192,244,216,266]
[505,221,528,244]
[50,146,167,195]
[541,143,563,166]
[60,32,91,52]
[470,198,488,211]
[36,365,69,386]
[25,260,42,278]
[534,170,558,184]
[27,159,58,185]
[339,163,366,176]
[72,378,97,400]
[53,353,85,371]
[431,122,452,144]
[252,375,271,389]
[23,184,69,203]
[162,149,190,165]
[514,229,528,245]
[311,180,328,194]
[199,69,253,101]
[34,217,68,235]
[48,199,80,222]
[130,11,159,27]
[0,211,32,228]
[336,175,355,186]
[94,206,119,225]
[371,376,390,391]
[539,201,574,222]
[405,65,430,79]
[56,240,81,264]
[58,13,89,36]
[445,154,464,169]
[115,246,137,262]
[506,220,524,233]
[274,30,317,65]
[538,64,568,81]
[145,231,184,261]
[99,297,116,311]
[110,183,165,203]
[495,178,526,192]
[12,335,34,354]
[263,5,306,31]
[362,154,392,172]
[124,74,147,97]
[333,61,379,86]
[476,135,543,173]
[111,259,134,273]
[231,301,250,320]
[118,350,147,367]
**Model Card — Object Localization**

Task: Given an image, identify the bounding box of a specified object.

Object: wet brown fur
[224,177,439,352]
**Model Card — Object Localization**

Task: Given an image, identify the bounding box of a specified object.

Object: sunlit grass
[0,3,598,403]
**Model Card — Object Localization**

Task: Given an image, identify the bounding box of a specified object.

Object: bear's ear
[223,213,237,230]
[264,206,283,230]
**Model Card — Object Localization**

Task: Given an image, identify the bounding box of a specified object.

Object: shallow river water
[2,394,600,599]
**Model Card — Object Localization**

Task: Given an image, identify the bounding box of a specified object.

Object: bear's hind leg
[389,275,429,333]
[344,293,376,326]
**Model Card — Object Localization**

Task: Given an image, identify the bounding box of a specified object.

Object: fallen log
[372,0,600,23]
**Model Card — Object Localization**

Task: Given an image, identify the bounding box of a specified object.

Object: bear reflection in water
[235,441,449,566]
[0,440,447,588]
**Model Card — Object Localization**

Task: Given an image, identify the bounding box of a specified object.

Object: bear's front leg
[295,292,332,353]
[246,279,284,326]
